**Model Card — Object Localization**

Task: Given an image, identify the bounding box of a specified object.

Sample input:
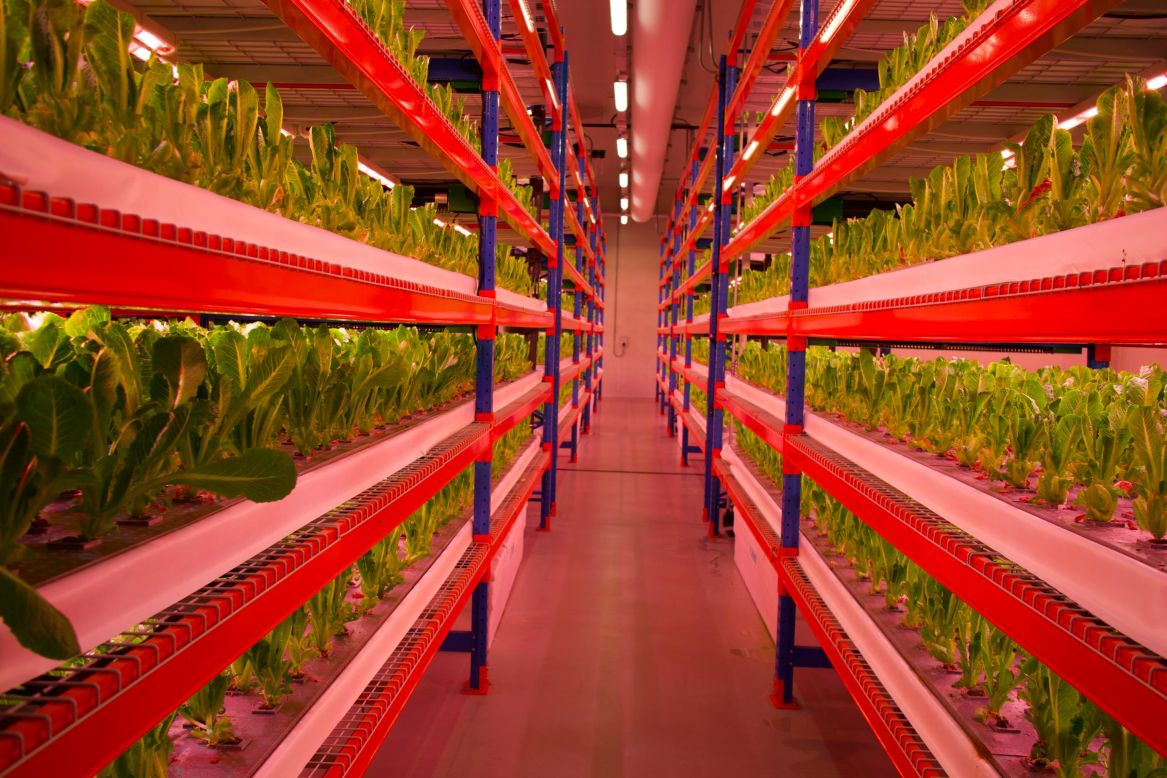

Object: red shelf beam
[718,259,1167,346]
[262,0,554,257]
[0,185,550,329]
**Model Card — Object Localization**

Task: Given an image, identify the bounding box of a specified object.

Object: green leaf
[15,376,95,461]
[63,306,111,339]
[167,448,296,503]
[153,335,207,407]
[0,567,80,659]
[264,81,283,144]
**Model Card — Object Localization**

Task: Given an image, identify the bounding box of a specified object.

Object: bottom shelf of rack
[244,438,544,777]
[299,444,550,776]
[717,445,998,776]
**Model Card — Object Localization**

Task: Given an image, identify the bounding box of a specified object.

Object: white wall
[601,215,663,397]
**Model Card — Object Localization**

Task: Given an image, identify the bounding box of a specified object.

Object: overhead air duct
[630,0,698,223]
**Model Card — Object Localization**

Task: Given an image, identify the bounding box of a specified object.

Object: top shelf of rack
[263,0,561,257]
[0,117,549,328]
[724,0,1119,260]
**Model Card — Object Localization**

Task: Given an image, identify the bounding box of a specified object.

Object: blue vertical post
[541,51,570,526]
[703,55,736,532]
[568,165,585,462]
[540,54,566,530]
[467,0,501,695]
[773,0,819,709]
[659,243,669,415]
[667,196,683,437]
[681,154,700,466]
[583,191,598,434]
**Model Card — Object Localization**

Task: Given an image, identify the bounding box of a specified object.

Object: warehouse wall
[602,215,660,397]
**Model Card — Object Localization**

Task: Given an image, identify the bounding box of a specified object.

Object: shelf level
[721,259,1167,345]
[0,384,550,777]
[302,447,548,776]
[0,184,549,329]
[723,0,1118,260]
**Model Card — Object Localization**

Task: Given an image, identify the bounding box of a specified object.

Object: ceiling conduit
[630,0,698,223]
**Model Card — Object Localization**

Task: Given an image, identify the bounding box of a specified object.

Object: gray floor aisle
[369,397,896,778]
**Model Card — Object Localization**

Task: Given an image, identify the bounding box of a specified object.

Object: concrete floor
[370,397,896,778]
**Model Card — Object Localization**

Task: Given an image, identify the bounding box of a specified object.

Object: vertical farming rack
[657,0,1167,773]
[0,0,605,775]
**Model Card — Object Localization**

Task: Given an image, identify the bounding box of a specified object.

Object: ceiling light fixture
[610,0,627,36]
[819,0,856,45]
[1148,72,1167,90]
[613,74,629,113]
[620,196,629,211]
[129,28,167,61]
[616,135,628,159]
[453,224,472,237]
[516,0,536,33]
[1058,105,1099,131]
[358,160,396,189]
[618,171,629,189]
[770,86,795,118]
[621,214,629,225]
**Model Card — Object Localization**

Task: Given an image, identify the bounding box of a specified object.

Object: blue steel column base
[465,581,491,693]
[538,468,552,531]
[770,678,802,710]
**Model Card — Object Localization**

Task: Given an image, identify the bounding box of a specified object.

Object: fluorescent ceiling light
[358,160,396,189]
[613,77,628,113]
[610,0,627,36]
[620,214,629,225]
[1149,72,1167,91]
[454,224,472,236]
[619,171,629,188]
[433,217,447,228]
[516,0,536,33]
[1058,106,1098,131]
[770,86,795,118]
[545,78,560,111]
[819,0,856,45]
[616,136,628,159]
[620,196,629,211]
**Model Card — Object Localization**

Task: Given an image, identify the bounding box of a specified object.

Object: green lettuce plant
[179,672,235,747]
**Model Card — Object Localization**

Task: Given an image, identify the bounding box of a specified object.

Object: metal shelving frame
[0,0,604,773]
[656,0,1167,767]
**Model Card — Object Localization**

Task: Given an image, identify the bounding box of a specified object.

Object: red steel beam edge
[716,258,1167,345]
[540,0,565,60]
[0,185,549,329]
